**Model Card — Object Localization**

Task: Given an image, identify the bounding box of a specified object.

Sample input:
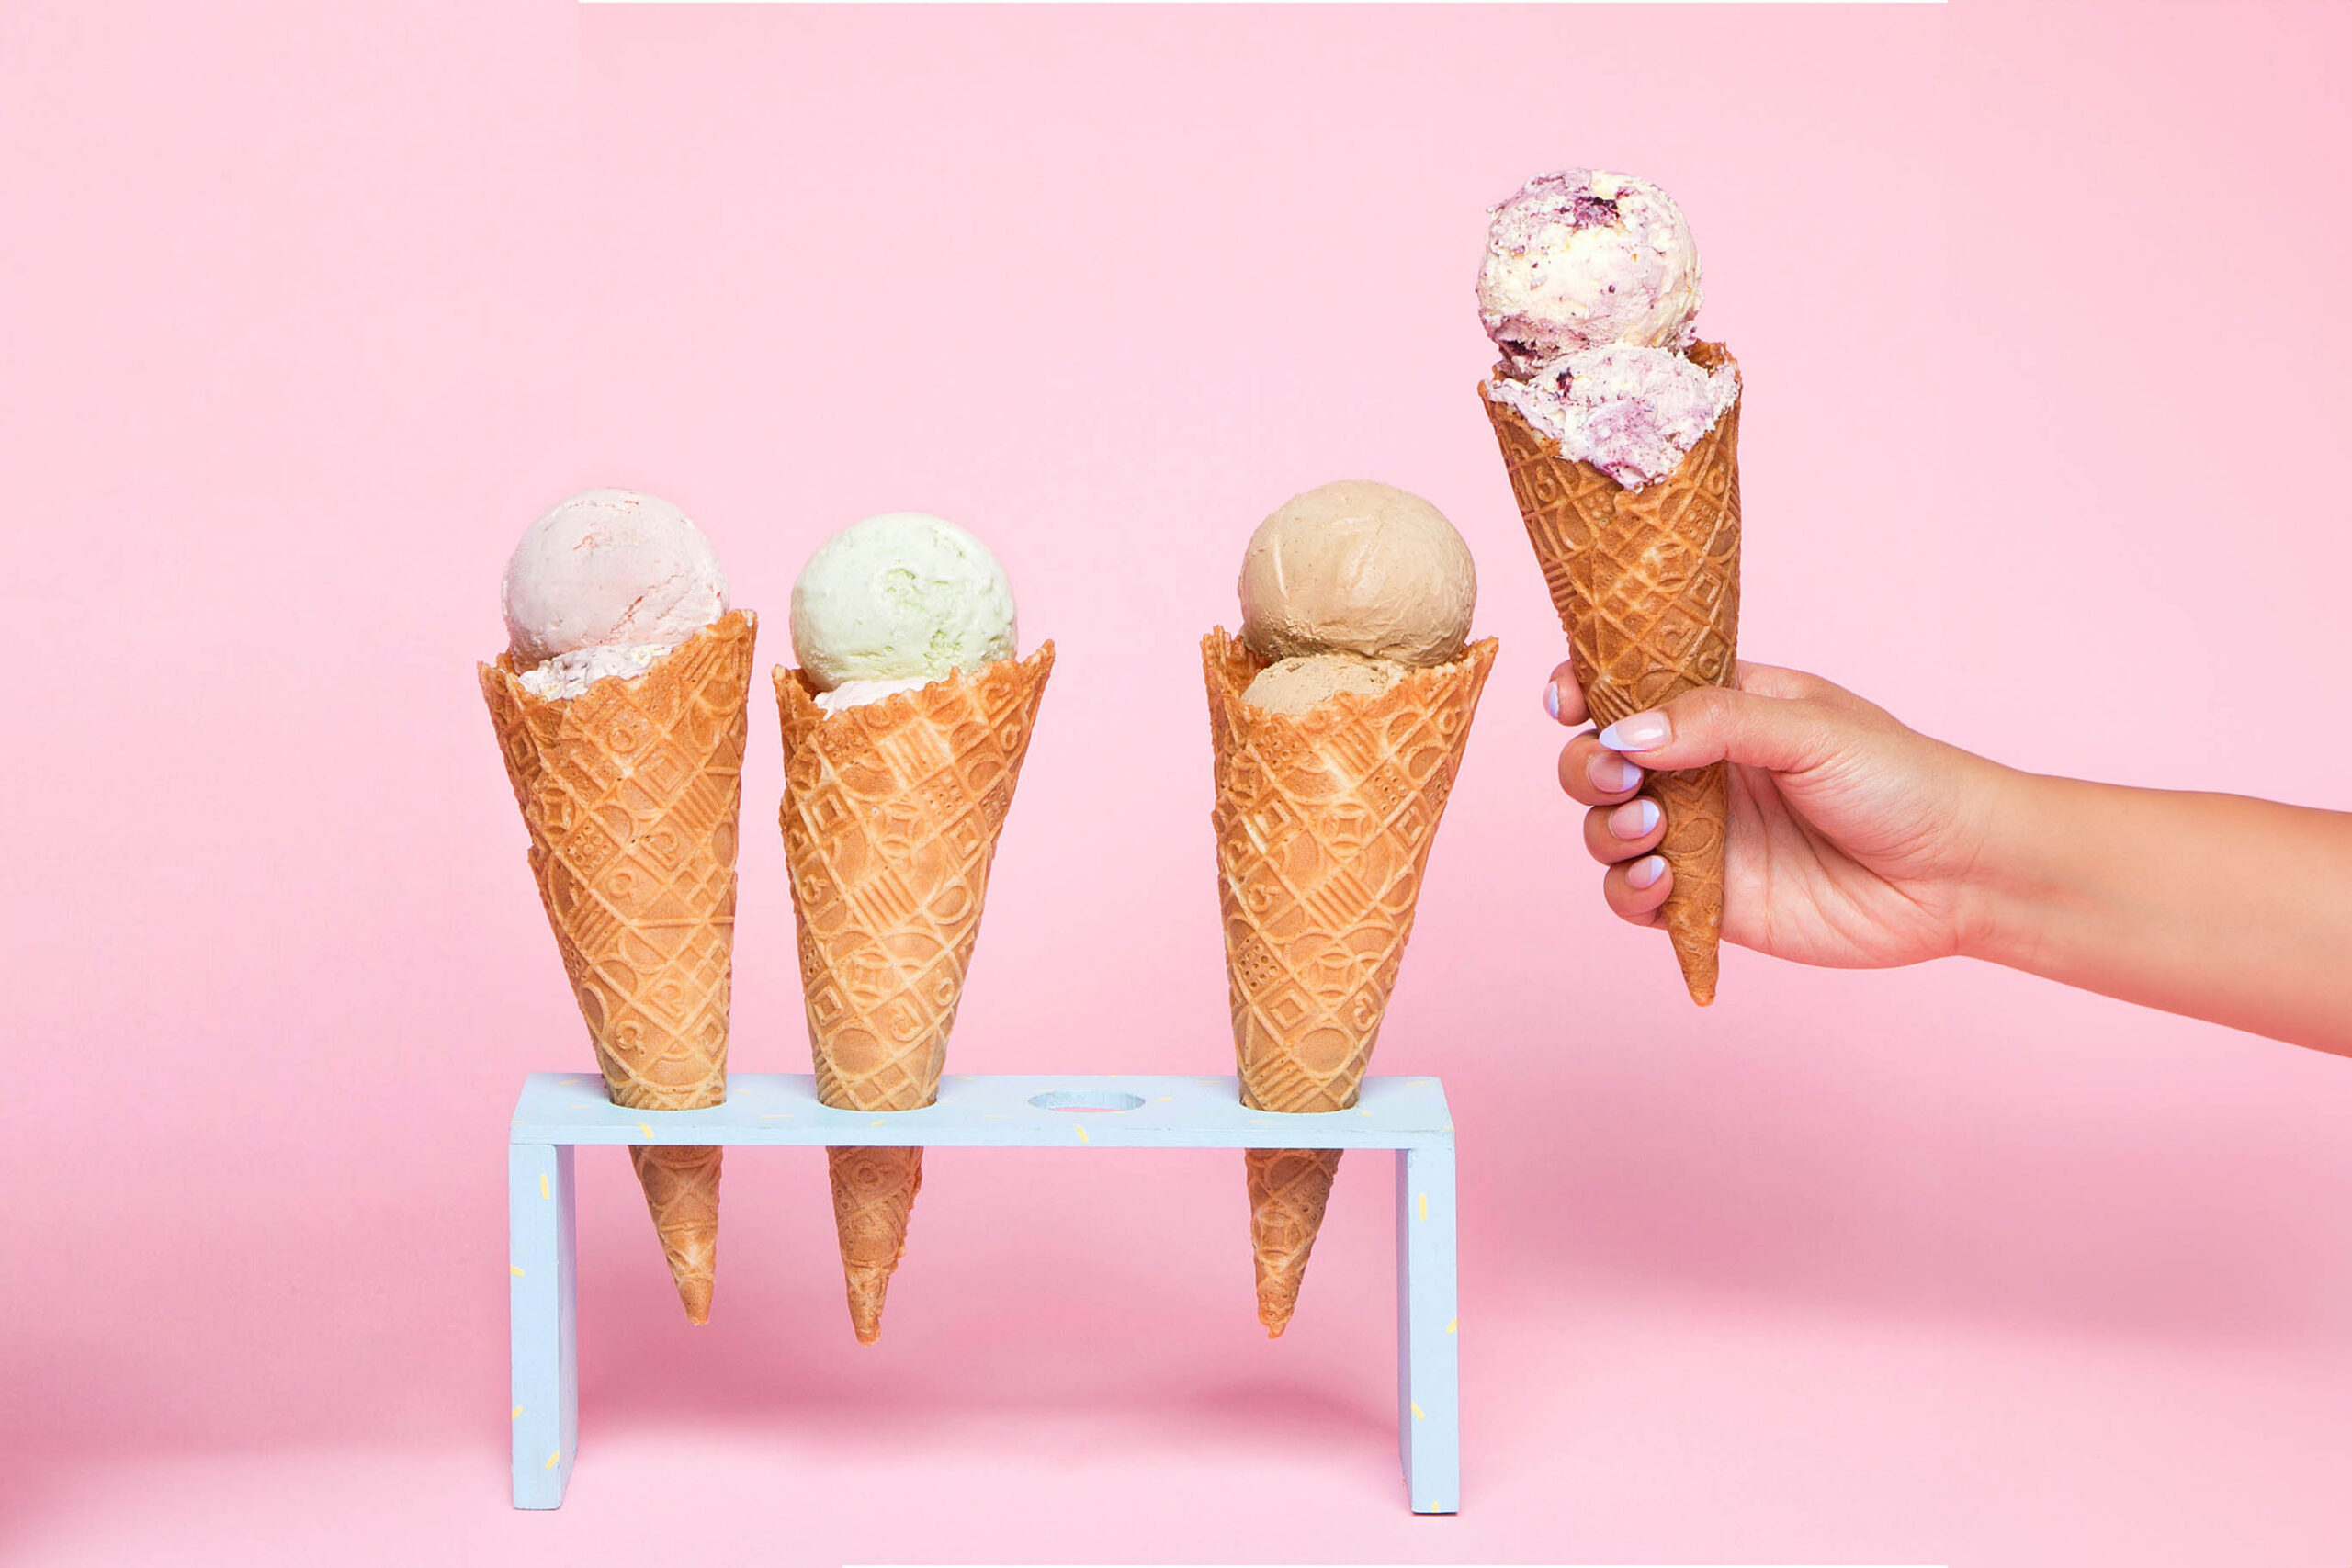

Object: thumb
[1594,684,1846,775]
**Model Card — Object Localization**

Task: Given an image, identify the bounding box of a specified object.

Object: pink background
[4,2,2349,1563]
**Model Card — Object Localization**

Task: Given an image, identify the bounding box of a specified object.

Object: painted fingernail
[1627,854,1667,890]
[1588,752,1640,793]
[1597,712,1671,751]
[1544,681,1561,723]
[1609,798,1661,840]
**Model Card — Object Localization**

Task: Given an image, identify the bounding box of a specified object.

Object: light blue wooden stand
[509,1070,1461,1513]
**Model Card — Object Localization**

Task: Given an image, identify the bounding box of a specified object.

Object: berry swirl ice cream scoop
[1478,170,1735,491]
[1476,168,1703,372]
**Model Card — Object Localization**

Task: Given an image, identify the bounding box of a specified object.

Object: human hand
[1548,660,2007,969]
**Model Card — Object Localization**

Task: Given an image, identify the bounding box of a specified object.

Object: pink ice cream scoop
[1477,169,1703,373]
[1484,344,1739,491]
[503,489,729,669]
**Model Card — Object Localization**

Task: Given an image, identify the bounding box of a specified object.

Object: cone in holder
[1204,628,1494,1335]
[1482,341,1743,1005]
[480,609,758,1324]
[775,645,1054,1343]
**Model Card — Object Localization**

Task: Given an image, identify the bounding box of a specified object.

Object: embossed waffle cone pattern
[828,1145,924,1345]
[480,609,756,1324]
[1244,1147,1341,1337]
[1204,628,1493,1332]
[775,646,1053,1341]
[1484,343,1742,1005]
[630,1144,723,1324]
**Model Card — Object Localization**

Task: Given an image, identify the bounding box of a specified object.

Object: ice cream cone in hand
[777,513,1051,1343]
[1206,482,1493,1335]
[480,490,752,1323]
[1476,170,1744,1005]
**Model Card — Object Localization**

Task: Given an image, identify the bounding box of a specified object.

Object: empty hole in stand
[1028,1090,1147,1113]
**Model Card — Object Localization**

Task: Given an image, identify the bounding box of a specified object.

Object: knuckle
[1670,683,1733,730]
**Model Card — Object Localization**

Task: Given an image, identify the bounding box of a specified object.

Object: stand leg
[1396,1142,1460,1514]
[511,1142,577,1508]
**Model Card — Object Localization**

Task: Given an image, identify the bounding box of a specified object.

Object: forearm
[1959,770,2352,1055]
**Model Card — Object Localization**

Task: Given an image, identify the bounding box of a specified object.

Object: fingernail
[1627,854,1667,890]
[1544,681,1561,723]
[1588,752,1640,793]
[1609,798,1661,840]
[1596,712,1671,751]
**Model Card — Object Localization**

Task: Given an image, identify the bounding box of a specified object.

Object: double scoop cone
[1481,341,1744,1006]
[480,609,758,1324]
[775,646,1055,1344]
[1204,629,1495,1335]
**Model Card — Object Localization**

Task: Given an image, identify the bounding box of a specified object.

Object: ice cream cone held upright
[1204,482,1494,1335]
[1476,170,1744,1005]
[775,513,1051,1344]
[480,490,755,1324]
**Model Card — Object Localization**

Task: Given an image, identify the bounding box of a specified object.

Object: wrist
[1949,760,2070,968]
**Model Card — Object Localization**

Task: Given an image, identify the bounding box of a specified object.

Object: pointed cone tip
[1670,937,1719,1007]
[850,1298,884,1343]
[845,1264,891,1344]
[1255,1269,1299,1337]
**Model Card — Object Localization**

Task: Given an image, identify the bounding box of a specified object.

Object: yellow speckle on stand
[1445,1317,1458,1335]
[1417,1194,1428,1222]
[537,1173,550,1201]
[545,1451,561,1471]
[869,1119,886,1127]
[511,1405,523,1421]
[1411,1402,1426,1420]
[637,1123,653,1138]
[1357,1108,1373,1117]
[1153,1096,1174,1104]
[1075,1124,1091,1143]
[510,1265,525,1277]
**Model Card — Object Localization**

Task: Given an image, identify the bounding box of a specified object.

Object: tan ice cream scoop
[1237,480,1475,668]
[1242,651,1404,716]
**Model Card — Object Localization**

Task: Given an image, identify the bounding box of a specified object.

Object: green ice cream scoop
[788,512,1017,692]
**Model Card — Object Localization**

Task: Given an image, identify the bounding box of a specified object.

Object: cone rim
[480,606,760,700]
[775,641,1057,723]
[1479,339,1742,489]
[1204,627,1498,735]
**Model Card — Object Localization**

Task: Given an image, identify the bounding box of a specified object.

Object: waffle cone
[775,646,1054,1343]
[1482,341,1743,1005]
[1204,629,1494,1334]
[480,609,757,1324]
